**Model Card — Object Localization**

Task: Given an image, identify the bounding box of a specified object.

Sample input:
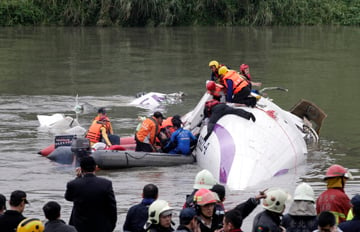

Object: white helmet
[293,183,315,202]
[147,200,173,225]
[193,169,217,189]
[262,188,290,214]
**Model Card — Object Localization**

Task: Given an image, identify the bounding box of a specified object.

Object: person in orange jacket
[135,111,165,152]
[85,116,113,147]
[92,107,113,134]
[218,66,257,107]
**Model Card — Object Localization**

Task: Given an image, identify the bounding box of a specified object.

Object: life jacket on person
[93,115,113,134]
[135,117,160,144]
[206,81,224,99]
[85,121,105,144]
[204,99,221,118]
[222,70,249,95]
[161,117,176,138]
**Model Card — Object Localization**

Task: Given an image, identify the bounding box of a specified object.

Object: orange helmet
[194,188,218,206]
[324,164,350,179]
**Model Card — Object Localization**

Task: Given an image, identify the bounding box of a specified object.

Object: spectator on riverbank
[42,201,77,232]
[0,193,6,215]
[65,156,117,232]
[175,207,199,232]
[314,211,343,232]
[0,190,28,232]
[123,183,159,232]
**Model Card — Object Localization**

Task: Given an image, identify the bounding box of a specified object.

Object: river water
[0,26,359,231]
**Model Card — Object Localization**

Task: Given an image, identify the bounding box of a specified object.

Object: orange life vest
[93,115,113,134]
[222,70,249,94]
[86,122,104,143]
[135,117,160,144]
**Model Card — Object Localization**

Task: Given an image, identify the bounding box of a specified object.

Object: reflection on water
[0,26,359,231]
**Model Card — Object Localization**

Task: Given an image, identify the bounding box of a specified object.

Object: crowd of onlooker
[0,159,359,232]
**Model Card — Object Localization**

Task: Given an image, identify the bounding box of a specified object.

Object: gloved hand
[249,113,256,122]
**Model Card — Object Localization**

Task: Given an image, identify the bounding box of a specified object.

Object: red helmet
[324,164,349,179]
[206,81,216,92]
[193,188,218,206]
[240,64,249,73]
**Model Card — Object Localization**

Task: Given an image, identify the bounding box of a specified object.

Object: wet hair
[318,211,336,227]
[80,156,96,172]
[224,209,243,229]
[43,201,61,221]
[211,184,226,202]
[143,184,158,199]
[98,107,106,114]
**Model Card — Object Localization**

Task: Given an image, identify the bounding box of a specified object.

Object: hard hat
[147,199,173,225]
[193,169,217,189]
[218,66,228,76]
[209,60,219,68]
[240,64,249,73]
[262,188,289,214]
[293,183,315,202]
[206,81,216,92]
[17,218,44,232]
[324,164,350,179]
[194,188,219,206]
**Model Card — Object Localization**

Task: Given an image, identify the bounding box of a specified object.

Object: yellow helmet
[209,60,219,69]
[218,66,228,76]
[17,218,44,232]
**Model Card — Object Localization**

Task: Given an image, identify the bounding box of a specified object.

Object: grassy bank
[1,0,359,26]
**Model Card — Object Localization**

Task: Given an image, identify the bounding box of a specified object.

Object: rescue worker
[163,117,197,155]
[92,107,113,134]
[218,66,257,107]
[206,81,224,102]
[203,99,255,141]
[85,116,113,147]
[17,218,44,232]
[252,188,289,232]
[193,188,220,232]
[183,169,217,209]
[281,182,318,231]
[239,64,262,89]
[135,111,165,152]
[144,199,174,232]
[316,164,352,224]
[159,115,182,148]
[209,60,221,83]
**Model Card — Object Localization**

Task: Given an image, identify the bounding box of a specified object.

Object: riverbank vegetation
[1,0,359,26]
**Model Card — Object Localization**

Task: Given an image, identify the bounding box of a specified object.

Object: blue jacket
[338,215,360,232]
[165,128,197,155]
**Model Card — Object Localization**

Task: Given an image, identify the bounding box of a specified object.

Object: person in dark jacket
[222,209,244,232]
[0,190,28,232]
[175,208,200,232]
[64,156,117,232]
[43,201,77,232]
[281,183,317,232]
[252,188,289,232]
[0,193,6,215]
[123,184,159,232]
[338,194,360,232]
[203,99,255,141]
